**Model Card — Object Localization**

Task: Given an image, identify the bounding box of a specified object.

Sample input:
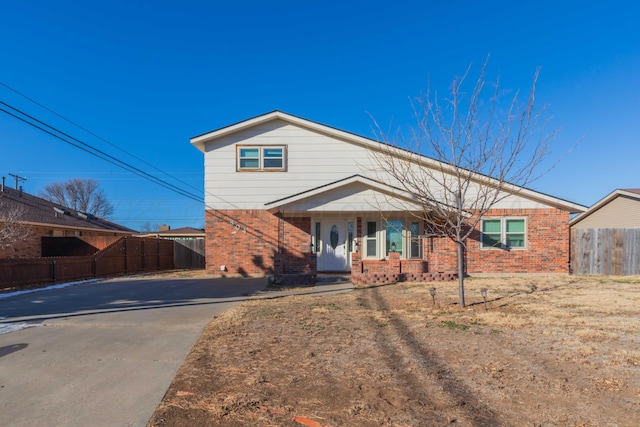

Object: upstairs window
[237,146,286,171]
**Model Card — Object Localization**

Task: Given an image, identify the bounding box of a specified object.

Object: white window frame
[362,218,424,259]
[237,145,286,171]
[409,220,423,259]
[481,217,527,249]
[363,220,379,259]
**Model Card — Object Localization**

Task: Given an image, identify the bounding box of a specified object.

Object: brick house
[191,111,586,284]
[0,184,135,258]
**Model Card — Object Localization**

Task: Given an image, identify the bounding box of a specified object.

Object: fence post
[51,259,56,282]
[124,237,128,274]
[141,238,146,272]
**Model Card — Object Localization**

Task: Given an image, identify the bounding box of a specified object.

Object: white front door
[319,220,348,271]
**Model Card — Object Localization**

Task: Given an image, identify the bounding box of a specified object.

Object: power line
[0,81,205,197]
[0,102,204,204]
[0,81,249,215]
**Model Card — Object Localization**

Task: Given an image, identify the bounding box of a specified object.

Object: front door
[319,219,348,271]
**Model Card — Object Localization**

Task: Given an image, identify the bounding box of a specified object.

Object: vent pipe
[1,176,4,192]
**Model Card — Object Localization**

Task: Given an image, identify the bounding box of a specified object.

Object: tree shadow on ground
[368,286,502,426]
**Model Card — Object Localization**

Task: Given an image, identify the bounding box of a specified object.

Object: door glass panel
[330,225,339,249]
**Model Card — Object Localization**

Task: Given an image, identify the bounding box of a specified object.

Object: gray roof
[0,186,135,234]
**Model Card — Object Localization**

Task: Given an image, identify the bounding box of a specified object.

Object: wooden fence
[0,237,175,290]
[571,228,640,275]
[174,239,205,269]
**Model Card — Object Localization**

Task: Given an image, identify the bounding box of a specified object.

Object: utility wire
[0,102,204,204]
[0,82,245,213]
[0,81,204,197]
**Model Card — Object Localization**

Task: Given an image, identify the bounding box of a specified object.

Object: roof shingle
[0,186,135,233]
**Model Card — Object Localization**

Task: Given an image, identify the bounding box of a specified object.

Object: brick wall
[0,225,44,258]
[465,208,571,274]
[205,209,316,277]
[424,208,570,274]
[204,207,570,280]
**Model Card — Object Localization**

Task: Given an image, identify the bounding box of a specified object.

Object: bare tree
[371,61,554,307]
[40,178,114,218]
[0,198,33,251]
[140,222,160,233]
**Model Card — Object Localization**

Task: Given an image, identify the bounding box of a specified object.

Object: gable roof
[264,174,425,213]
[570,188,640,227]
[0,186,135,234]
[192,110,587,214]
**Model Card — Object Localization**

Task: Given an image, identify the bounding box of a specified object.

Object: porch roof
[264,175,424,214]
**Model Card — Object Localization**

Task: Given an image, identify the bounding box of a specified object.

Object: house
[191,111,587,284]
[570,189,640,229]
[0,184,135,258]
[137,225,206,240]
[570,189,640,275]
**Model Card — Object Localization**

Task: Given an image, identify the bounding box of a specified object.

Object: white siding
[203,119,560,211]
[204,120,373,209]
[275,183,424,213]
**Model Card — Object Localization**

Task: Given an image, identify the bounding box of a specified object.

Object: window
[410,221,422,259]
[363,219,423,259]
[237,146,285,171]
[347,221,353,252]
[481,218,526,249]
[314,221,321,253]
[386,220,403,256]
[505,219,525,247]
[365,221,377,257]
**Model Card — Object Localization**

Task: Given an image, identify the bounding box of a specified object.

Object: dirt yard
[148,275,640,427]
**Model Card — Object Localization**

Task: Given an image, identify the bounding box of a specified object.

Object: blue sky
[1,1,638,230]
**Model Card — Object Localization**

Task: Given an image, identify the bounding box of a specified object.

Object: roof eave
[570,189,640,226]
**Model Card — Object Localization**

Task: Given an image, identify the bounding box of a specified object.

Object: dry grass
[149,275,640,427]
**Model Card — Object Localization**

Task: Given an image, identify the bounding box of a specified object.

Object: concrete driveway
[0,275,267,427]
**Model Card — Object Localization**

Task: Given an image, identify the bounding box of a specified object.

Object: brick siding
[205,209,316,277]
[466,208,570,274]
[205,208,571,282]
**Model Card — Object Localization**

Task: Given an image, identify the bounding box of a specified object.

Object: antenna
[8,173,27,190]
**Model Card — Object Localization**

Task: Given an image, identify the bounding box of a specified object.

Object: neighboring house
[137,225,205,240]
[570,189,640,275]
[191,111,587,284]
[0,185,135,258]
[570,189,640,229]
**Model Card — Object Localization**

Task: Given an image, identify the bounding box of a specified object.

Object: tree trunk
[457,241,466,307]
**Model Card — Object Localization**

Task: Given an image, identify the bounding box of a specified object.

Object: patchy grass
[149,275,640,427]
